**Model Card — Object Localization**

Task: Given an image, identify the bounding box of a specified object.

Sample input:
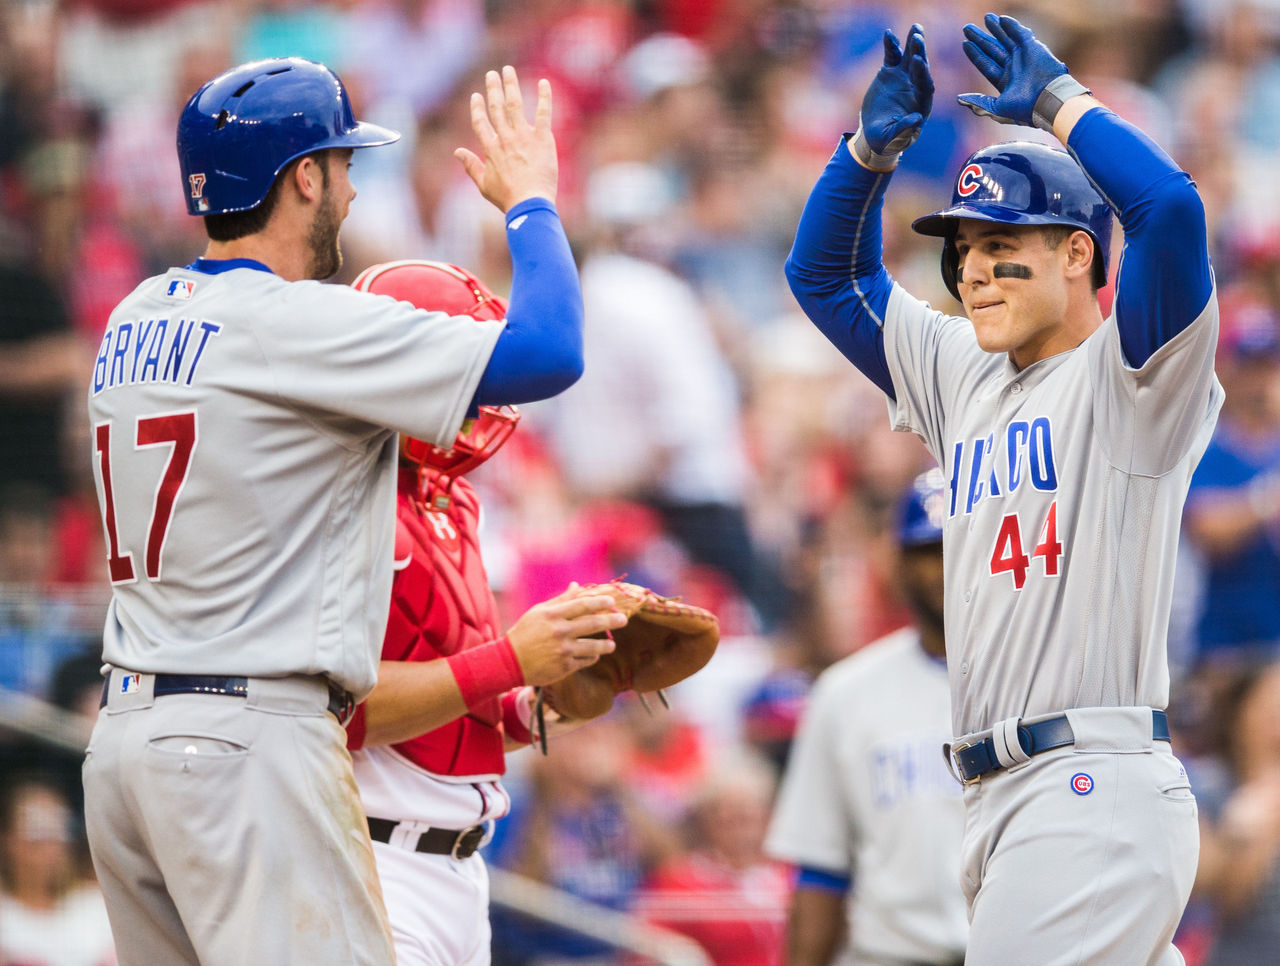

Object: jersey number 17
[94,411,197,584]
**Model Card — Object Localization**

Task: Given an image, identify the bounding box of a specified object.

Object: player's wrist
[502,188,557,214]
[848,128,900,171]
[500,685,537,745]
[1033,74,1090,133]
[447,635,526,709]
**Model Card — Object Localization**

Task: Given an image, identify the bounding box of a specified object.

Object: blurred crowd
[6,0,1280,964]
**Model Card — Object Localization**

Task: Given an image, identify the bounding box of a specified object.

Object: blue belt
[99,673,354,724]
[952,710,1170,784]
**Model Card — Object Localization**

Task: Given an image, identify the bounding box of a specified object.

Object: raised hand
[853,23,934,169]
[957,13,1088,131]
[455,65,559,211]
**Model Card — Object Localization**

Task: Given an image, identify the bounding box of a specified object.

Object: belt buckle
[950,741,981,786]
[451,825,484,860]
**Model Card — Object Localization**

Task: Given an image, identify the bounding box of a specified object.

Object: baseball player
[785,14,1220,965]
[343,258,607,966]
[765,468,966,966]
[82,60,623,966]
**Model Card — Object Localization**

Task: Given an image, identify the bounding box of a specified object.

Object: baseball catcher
[343,259,720,966]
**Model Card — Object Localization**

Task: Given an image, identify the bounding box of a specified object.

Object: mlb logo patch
[120,674,142,695]
[167,279,196,300]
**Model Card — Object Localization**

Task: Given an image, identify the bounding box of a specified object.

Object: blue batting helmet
[896,468,947,549]
[912,141,1113,300]
[176,58,399,216]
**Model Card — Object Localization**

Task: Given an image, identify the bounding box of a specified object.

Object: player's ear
[1062,229,1094,280]
[291,154,325,204]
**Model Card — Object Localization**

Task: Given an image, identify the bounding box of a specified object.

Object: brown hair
[202,151,331,241]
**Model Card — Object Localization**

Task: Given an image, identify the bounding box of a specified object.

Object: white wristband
[848,128,900,171]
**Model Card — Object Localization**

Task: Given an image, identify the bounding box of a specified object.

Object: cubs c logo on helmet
[956,164,983,198]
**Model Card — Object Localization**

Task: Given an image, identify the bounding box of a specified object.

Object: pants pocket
[146,732,251,759]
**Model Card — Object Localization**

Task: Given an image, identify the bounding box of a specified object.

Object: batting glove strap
[849,128,901,171]
[1032,74,1091,132]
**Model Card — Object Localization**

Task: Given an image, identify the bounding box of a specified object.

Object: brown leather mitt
[540,581,720,722]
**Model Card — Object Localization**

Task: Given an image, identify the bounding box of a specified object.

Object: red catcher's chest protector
[384,469,506,778]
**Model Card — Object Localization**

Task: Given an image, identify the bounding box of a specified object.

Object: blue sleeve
[1066,109,1213,369]
[472,198,584,406]
[794,865,852,894]
[784,138,897,399]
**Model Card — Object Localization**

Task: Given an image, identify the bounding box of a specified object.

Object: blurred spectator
[93,40,227,279]
[339,0,486,122]
[1192,660,1280,965]
[234,0,346,67]
[57,0,233,119]
[739,315,930,661]
[1,0,90,197]
[487,714,681,964]
[0,259,82,499]
[1154,1,1280,265]
[0,772,116,966]
[465,428,617,628]
[608,32,722,203]
[667,153,798,337]
[765,469,967,966]
[0,483,97,697]
[738,659,811,774]
[531,160,784,630]
[634,749,789,966]
[341,93,509,284]
[1182,302,1280,669]
[621,696,712,828]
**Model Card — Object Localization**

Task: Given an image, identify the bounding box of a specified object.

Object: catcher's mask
[912,141,1113,301]
[350,260,518,506]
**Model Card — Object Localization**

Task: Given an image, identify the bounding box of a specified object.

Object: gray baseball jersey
[765,627,967,965]
[880,284,1222,736]
[87,264,502,699]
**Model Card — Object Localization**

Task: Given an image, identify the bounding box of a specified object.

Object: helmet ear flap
[1091,249,1108,292]
[941,235,961,302]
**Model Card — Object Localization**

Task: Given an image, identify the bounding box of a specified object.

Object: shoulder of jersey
[814,626,924,691]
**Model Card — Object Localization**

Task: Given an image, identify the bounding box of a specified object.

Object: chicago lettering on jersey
[870,737,957,808]
[91,318,223,395]
[947,415,1058,517]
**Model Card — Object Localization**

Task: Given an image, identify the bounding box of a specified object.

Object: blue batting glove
[851,24,934,169]
[957,13,1089,131]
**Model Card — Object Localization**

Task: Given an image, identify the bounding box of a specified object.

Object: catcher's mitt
[540,581,720,723]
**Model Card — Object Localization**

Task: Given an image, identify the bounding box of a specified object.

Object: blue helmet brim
[912,202,1048,238]
[328,120,401,150]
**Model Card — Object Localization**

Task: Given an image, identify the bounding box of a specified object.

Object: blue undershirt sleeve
[1066,109,1213,368]
[784,138,897,399]
[794,865,852,894]
[472,198,584,406]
